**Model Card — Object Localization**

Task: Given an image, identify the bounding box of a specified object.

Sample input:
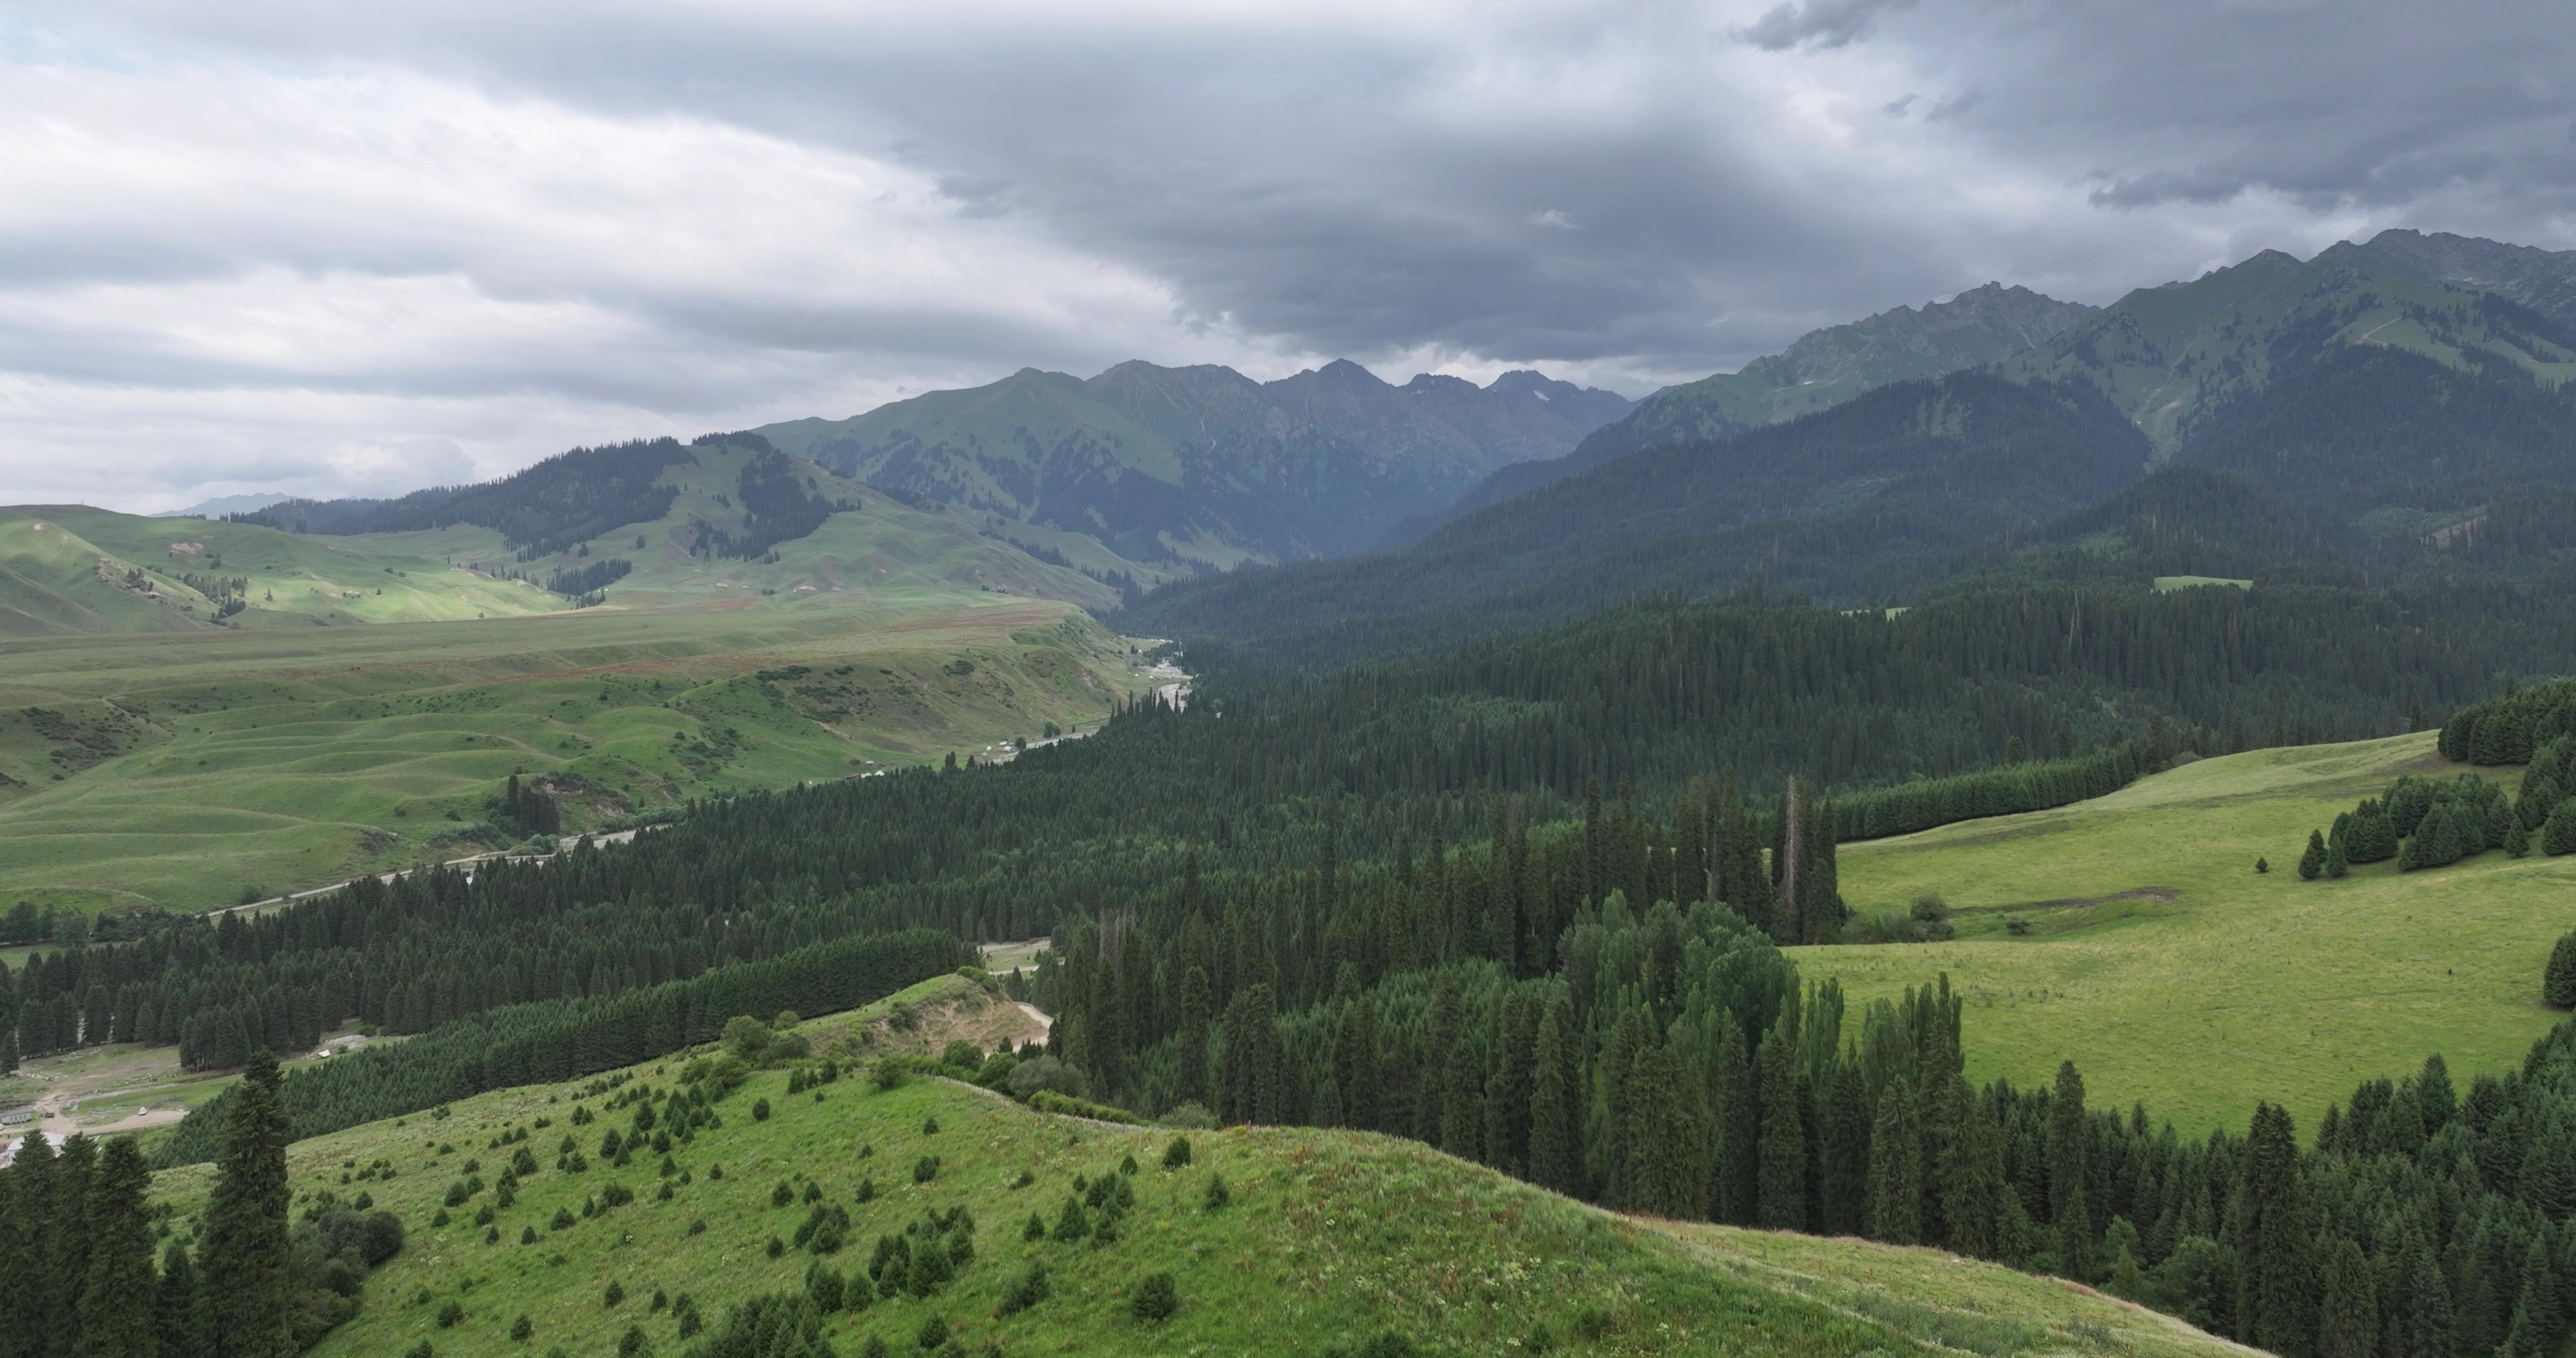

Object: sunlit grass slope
[144,984,2249,1358]
[1814,732,2571,1137]
[0,505,562,636]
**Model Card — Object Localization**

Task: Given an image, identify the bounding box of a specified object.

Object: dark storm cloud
[1738,0,1921,52]
[4,0,2574,507]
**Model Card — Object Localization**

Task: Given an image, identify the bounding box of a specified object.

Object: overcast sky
[3,0,2571,511]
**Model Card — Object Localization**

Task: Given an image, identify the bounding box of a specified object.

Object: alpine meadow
[10,9,2576,1358]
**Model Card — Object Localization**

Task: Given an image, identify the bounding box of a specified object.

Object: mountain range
[1129,229,2576,660]
[107,227,2576,643]
[756,360,1633,565]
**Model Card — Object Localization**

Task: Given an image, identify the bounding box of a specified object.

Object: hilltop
[136,976,2249,1358]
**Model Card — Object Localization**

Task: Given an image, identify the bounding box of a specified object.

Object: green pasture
[0,595,1141,915]
[1815,733,2571,1139]
[139,987,2241,1358]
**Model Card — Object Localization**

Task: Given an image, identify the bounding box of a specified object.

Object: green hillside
[0,507,561,637]
[0,595,1150,916]
[1814,732,2571,1135]
[139,977,2248,1358]
[2003,241,2576,454]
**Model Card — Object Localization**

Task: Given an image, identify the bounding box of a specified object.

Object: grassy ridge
[0,506,564,635]
[142,980,2246,1358]
[0,598,1142,915]
[1816,732,2571,1136]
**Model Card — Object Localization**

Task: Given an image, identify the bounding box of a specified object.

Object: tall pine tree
[204,1049,293,1358]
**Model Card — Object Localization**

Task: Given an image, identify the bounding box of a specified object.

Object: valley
[13,226,2576,1358]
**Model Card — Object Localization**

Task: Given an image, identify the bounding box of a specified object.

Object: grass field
[0,594,1150,915]
[131,978,2247,1358]
[1814,733,2571,1139]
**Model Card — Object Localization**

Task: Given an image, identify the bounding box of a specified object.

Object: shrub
[1160,1101,1218,1131]
[1023,1212,1046,1242]
[510,1315,533,1342]
[752,1098,771,1122]
[548,1208,574,1231]
[869,1058,906,1091]
[1203,1175,1230,1211]
[722,1014,771,1062]
[436,1300,465,1328]
[766,1235,785,1258]
[939,1039,984,1068]
[921,1116,939,1136]
[1006,1056,1087,1101]
[859,1338,889,1358]
[1131,1272,1179,1321]
[603,1280,623,1308]
[912,1155,940,1184]
[1053,1198,1090,1241]
[998,1260,1050,1315]
[1162,1136,1193,1169]
[915,1315,949,1349]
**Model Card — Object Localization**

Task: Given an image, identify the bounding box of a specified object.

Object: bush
[869,1057,907,1091]
[998,1260,1051,1315]
[939,1039,985,1068]
[912,1155,940,1184]
[722,1014,771,1062]
[1161,1136,1193,1169]
[752,1098,771,1122]
[603,1280,623,1307]
[915,1315,949,1349]
[1203,1175,1230,1211]
[1006,1056,1087,1101]
[436,1300,465,1328]
[510,1315,533,1342]
[1160,1101,1217,1131]
[1131,1272,1179,1321]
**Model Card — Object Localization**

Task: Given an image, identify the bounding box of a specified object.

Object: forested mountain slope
[1407,283,2097,539]
[1126,372,2152,651]
[757,360,1631,565]
[2002,233,2576,454]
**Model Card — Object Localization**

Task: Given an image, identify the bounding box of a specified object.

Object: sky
[2,0,2571,511]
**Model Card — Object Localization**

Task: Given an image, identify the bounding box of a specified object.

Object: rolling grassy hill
[1814,732,2572,1137]
[0,506,562,637]
[0,441,1192,919]
[137,976,2250,1358]
[0,596,1150,917]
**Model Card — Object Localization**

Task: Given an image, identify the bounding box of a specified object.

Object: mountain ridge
[757,359,1633,566]
[1391,281,2100,542]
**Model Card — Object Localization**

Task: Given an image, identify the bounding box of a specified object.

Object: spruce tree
[157,1242,211,1358]
[48,1133,97,1343]
[1527,997,1579,1196]
[76,1137,157,1358]
[2048,1062,2090,1280]
[1864,1076,1922,1245]
[2324,838,2348,879]
[204,1049,293,1358]
[2549,800,2576,857]
[2546,933,2576,1009]
[2317,1237,2375,1358]
[1817,1067,1869,1237]
[1938,1081,2002,1259]
[2298,830,2326,880]
[1713,1011,1758,1224]
[2233,1101,2310,1356]
[1755,1032,1808,1231]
